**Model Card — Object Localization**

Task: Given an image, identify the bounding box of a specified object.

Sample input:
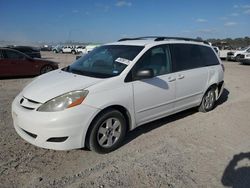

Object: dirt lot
[0,52,250,188]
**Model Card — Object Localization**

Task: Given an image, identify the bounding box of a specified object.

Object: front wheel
[235,55,241,62]
[88,109,127,154]
[198,88,216,112]
[40,65,53,75]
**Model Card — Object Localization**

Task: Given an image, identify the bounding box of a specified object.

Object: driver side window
[132,45,172,79]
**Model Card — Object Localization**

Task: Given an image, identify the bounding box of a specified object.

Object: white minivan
[12,37,224,153]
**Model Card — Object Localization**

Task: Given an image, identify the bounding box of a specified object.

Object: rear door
[131,45,176,125]
[0,49,13,76]
[170,44,208,111]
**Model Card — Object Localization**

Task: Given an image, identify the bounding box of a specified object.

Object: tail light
[221,64,225,72]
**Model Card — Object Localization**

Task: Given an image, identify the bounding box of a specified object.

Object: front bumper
[11,94,99,150]
[227,55,236,61]
[239,58,250,64]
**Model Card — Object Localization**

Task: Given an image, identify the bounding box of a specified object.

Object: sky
[0,0,250,44]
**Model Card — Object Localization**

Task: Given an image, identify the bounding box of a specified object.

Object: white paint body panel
[174,67,208,111]
[23,70,103,103]
[12,40,224,150]
[132,73,176,125]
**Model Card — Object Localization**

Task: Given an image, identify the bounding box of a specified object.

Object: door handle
[177,74,185,79]
[168,77,176,82]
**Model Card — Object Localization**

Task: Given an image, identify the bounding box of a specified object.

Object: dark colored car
[9,46,41,58]
[0,48,58,77]
[40,45,52,51]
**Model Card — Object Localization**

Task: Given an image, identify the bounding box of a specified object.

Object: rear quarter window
[171,44,220,72]
[171,44,204,72]
[200,46,220,66]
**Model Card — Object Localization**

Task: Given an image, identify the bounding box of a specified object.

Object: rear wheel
[40,65,53,74]
[72,50,76,54]
[88,109,127,154]
[199,88,216,112]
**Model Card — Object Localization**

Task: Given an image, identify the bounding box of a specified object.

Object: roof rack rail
[154,37,210,45]
[118,36,209,45]
[118,36,162,42]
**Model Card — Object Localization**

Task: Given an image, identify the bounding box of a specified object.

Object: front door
[131,45,176,125]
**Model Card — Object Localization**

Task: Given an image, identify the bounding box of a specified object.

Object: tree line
[207,37,250,48]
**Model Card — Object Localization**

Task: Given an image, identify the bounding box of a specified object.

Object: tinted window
[133,45,172,78]
[200,46,220,66]
[4,50,24,60]
[171,44,219,72]
[171,44,204,72]
[0,50,3,59]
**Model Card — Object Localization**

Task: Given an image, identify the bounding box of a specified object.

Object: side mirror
[135,68,154,80]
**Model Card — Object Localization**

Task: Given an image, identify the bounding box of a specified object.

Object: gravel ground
[0,52,250,188]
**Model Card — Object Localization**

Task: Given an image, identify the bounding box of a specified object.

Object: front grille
[19,97,41,110]
[26,98,40,104]
[239,54,245,59]
[21,106,35,110]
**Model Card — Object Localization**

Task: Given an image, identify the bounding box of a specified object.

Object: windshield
[240,46,249,51]
[64,45,144,78]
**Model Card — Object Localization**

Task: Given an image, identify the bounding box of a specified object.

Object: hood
[32,58,59,65]
[22,70,103,103]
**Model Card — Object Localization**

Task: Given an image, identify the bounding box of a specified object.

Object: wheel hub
[106,128,113,137]
[97,117,122,148]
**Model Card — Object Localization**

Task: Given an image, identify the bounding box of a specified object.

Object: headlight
[37,90,88,112]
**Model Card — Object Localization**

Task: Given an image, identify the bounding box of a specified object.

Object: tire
[53,50,57,53]
[88,109,127,154]
[198,87,216,112]
[72,50,76,55]
[40,65,53,75]
[235,55,241,62]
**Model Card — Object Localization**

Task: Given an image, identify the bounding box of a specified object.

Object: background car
[239,52,250,64]
[85,44,100,53]
[213,46,220,57]
[52,45,63,53]
[227,46,250,61]
[40,45,52,51]
[75,46,86,54]
[0,48,58,77]
[61,46,76,54]
[8,46,41,58]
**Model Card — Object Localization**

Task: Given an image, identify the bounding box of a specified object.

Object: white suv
[239,52,250,64]
[12,37,225,153]
[227,46,250,61]
[61,46,76,54]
